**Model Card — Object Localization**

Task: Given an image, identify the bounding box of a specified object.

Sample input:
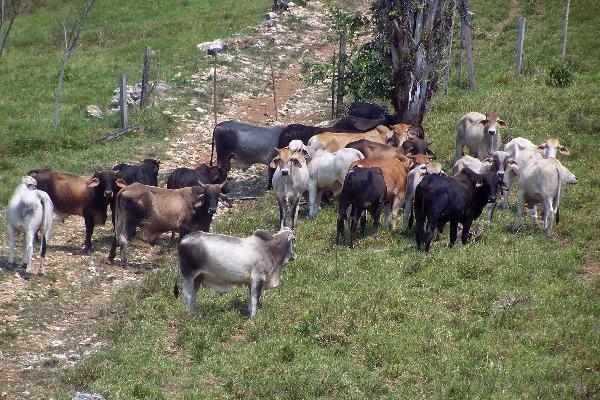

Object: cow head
[288,140,311,162]
[278,227,297,262]
[142,159,160,176]
[20,175,38,190]
[87,169,127,199]
[483,151,518,183]
[197,181,230,215]
[479,112,507,137]
[537,138,570,158]
[406,153,434,169]
[270,147,306,176]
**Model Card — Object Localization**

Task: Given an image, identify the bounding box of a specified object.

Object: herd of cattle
[4,102,577,316]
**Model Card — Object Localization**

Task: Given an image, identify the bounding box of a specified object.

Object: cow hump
[253,229,273,241]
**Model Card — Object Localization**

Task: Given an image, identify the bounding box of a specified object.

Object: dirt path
[0,2,336,398]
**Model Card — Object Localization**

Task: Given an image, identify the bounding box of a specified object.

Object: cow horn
[219,181,227,190]
[197,181,208,190]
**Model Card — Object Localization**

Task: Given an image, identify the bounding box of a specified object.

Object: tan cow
[307,125,400,155]
[455,112,507,161]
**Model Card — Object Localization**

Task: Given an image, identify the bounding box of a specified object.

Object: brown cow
[346,139,406,161]
[307,125,400,154]
[28,169,126,252]
[349,155,412,229]
[108,182,229,265]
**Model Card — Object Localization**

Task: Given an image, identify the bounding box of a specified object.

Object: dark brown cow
[28,169,126,252]
[108,182,230,265]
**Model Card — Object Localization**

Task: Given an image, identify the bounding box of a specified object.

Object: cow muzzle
[104,190,114,198]
[488,129,496,136]
[281,169,289,176]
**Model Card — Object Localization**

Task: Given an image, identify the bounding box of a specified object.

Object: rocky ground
[0,2,339,398]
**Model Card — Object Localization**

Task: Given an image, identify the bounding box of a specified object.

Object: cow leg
[461,220,473,245]
[512,191,525,233]
[503,172,515,209]
[454,139,464,163]
[182,275,198,312]
[291,196,301,230]
[267,167,275,190]
[383,203,392,228]
[372,203,384,233]
[449,222,459,247]
[23,229,35,273]
[390,195,403,230]
[360,210,367,237]
[543,197,553,238]
[40,231,47,275]
[308,183,318,218]
[83,213,95,252]
[424,220,437,252]
[403,196,413,231]
[249,278,264,318]
[350,215,358,248]
[277,196,286,230]
[336,216,345,245]
[7,224,16,265]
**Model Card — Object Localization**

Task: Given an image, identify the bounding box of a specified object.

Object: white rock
[86,105,103,119]
[73,393,106,400]
[194,107,207,113]
[266,12,278,20]
[197,39,229,53]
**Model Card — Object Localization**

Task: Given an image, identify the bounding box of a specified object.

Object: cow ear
[558,146,570,155]
[219,181,228,191]
[498,119,507,127]
[193,194,206,209]
[537,143,547,150]
[269,157,279,169]
[219,193,232,207]
[478,119,489,126]
[426,150,435,159]
[475,180,484,187]
[87,178,100,188]
[116,179,128,188]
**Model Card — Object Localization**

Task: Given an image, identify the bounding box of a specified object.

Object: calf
[6,176,53,274]
[167,163,228,191]
[346,101,390,120]
[307,148,364,217]
[336,166,386,248]
[512,158,577,237]
[271,145,310,229]
[455,112,507,161]
[403,162,446,230]
[175,228,296,317]
[214,120,287,172]
[28,169,126,252]
[414,168,505,252]
[403,138,435,158]
[108,182,229,264]
[350,155,412,229]
[112,159,160,186]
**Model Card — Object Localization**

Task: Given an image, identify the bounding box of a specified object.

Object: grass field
[0,0,271,202]
[3,0,600,398]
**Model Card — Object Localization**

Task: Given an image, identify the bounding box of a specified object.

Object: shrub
[546,60,573,88]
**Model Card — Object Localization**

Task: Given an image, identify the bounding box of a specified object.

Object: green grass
[5,0,600,398]
[0,0,271,201]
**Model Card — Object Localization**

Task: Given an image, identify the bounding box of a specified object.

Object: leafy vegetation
[546,59,574,88]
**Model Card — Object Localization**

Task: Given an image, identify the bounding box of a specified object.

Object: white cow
[270,144,310,229]
[403,162,446,230]
[6,176,53,274]
[176,228,296,317]
[502,137,570,209]
[512,158,577,237]
[307,148,364,217]
[455,112,507,161]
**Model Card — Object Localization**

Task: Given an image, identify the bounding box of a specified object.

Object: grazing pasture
[0,0,599,399]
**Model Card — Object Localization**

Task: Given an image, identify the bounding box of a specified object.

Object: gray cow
[455,112,507,162]
[175,228,296,317]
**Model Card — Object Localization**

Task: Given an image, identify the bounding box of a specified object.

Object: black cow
[347,101,390,120]
[112,159,160,186]
[336,166,387,248]
[167,163,229,193]
[414,168,506,252]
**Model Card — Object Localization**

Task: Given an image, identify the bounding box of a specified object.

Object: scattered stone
[266,11,278,20]
[73,393,106,400]
[288,1,296,7]
[194,107,207,113]
[197,39,229,53]
[153,81,171,93]
[86,105,103,119]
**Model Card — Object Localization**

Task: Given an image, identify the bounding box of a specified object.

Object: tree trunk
[560,0,569,60]
[458,0,475,89]
[336,31,347,117]
[52,54,69,133]
[444,11,455,93]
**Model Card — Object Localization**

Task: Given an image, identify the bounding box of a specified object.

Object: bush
[546,60,573,88]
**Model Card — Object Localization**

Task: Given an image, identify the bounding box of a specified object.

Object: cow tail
[554,164,563,225]
[173,245,182,299]
[39,192,53,259]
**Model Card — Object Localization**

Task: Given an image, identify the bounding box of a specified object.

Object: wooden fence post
[515,16,525,73]
[269,53,278,121]
[210,53,217,166]
[140,46,152,108]
[560,0,570,60]
[336,31,347,117]
[331,50,336,118]
[119,74,128,129]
